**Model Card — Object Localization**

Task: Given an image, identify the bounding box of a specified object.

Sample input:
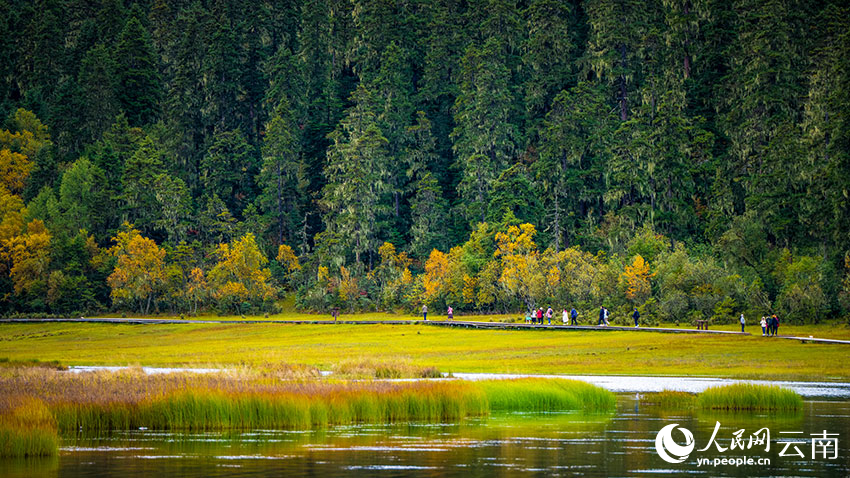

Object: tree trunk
[554,190,560,252]
[277,162,284,245]
[618,44,628,121]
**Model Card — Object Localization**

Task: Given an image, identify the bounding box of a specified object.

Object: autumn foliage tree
[621,254,655,304]
[495,223,543,312]
[208,233,276,313]
[107,223,167,314]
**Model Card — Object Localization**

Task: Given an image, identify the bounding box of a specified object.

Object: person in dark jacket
[598,306,605,326]
[570,307,578,325]
[633,308,640,327]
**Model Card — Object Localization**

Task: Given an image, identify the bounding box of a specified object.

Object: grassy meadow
[1,320,849,380]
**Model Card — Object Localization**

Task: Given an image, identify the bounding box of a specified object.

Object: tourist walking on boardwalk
[562,308,569,325]
[760,316,767,336]
[546,307,553,325]
[422,304,428,321]
[603,307,610,326]
[537,307,544,324]
[525,310,532,324]
[772,314,780,336]
[633,308,640,328]
[447,306,453,320]
[571,307,578,325]
[598,306,605,326]
[739,313,745,333]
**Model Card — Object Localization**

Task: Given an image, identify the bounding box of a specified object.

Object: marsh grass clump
[640,390,697,409]
[333,359,444,379]
[0,398,59,457]
[50,382,488,431]
[477,379,616,413]
[0,367,487,432]
[0,368,611,437]
[697,383,803,411]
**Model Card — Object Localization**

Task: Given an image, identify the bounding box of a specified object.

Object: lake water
[3,397,848,477]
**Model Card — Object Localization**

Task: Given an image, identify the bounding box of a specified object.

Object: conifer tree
[114,16,161,126]
[320,85,389,266]
[77,44,120,144]
[258,98,304,247]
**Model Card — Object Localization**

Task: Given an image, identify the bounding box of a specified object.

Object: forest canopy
[0,0,849,323]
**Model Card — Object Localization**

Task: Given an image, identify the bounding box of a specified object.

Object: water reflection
[2,399,848,477]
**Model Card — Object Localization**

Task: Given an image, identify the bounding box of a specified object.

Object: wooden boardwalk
[779,336,850,345]
[0,317,750,335]
[9,317,850,343]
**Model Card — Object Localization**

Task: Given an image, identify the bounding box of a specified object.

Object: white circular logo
[655,424,695,464]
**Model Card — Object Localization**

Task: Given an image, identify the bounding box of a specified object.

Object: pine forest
[1,0,849,324]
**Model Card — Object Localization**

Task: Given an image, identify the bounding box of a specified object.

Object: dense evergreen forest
[1,0,849,323]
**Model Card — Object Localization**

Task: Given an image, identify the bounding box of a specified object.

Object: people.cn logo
[655,424,696,464]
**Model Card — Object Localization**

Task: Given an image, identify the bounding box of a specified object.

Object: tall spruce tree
[320,84,389,266]
[718,0,807,244]
[114,16,161,126]
[77,44,120,145]
[452,38,521,224]
[800,3,850,252]
[257,98,304,247]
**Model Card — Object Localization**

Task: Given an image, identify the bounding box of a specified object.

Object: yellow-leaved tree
[495,223,544,312]
[185,267,208,315]
[0,187,26,274]
[373,242,414,308]
[422,249,449,305]
[622,254,655,304]
[208,233,276,313]
[9,220,51,297]
[276,244,301,288]
[107,223,167,314]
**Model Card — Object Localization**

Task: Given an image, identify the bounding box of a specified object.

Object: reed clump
[697,383,804,411]
[0,367,615,436]
[476,378,616,413]
[332,359,444,379]
[640,390,697,409]
[51,381,488,431]
[0,398,59,457]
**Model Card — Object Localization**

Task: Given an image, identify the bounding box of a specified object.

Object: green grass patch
[0,399,59,458]
[697,383,804,411]
[476,378,616,413]
[51,383,489,431]
[0,358,65,371]
[639,390,697,409]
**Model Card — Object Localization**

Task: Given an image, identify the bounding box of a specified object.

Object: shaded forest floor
[1,320,849,381]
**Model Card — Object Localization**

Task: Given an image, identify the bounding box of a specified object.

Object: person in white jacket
[562,308,569,325]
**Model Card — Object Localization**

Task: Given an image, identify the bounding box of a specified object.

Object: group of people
[525,307,579,325]
[759,314,781,336]
[597,306,641,327]
[421,305,454,321]
[520,306,641,327]
[740,313,781,335]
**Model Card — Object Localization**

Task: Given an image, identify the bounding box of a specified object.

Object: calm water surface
[2,398,848,478]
